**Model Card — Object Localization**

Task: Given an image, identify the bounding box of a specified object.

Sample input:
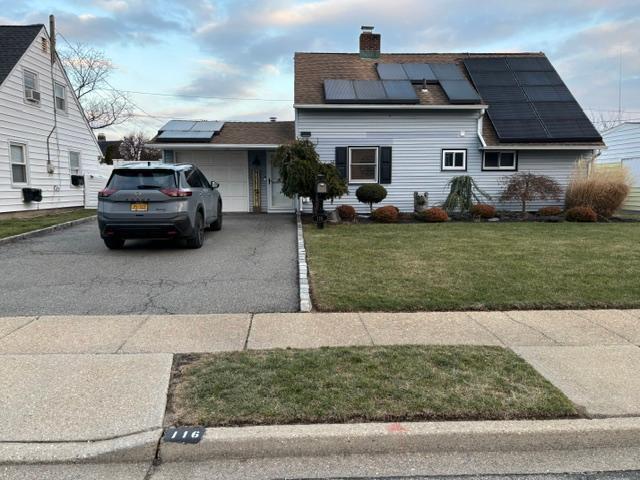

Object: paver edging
[296,212,312,312]
[158,417,640,463]
[0,215,97,246]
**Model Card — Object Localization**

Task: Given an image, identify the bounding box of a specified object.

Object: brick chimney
[359,25,380,59]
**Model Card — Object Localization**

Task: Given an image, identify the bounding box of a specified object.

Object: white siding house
[0,24,106,214]
[597,122,640,212]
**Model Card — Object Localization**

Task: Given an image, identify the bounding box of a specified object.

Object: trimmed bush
[538,206,563,216]
[356,184,388,212]
[565,206,597,222]
[417,207,449,223]
[470,204,496,219]
[565,165,631,218]
[371,205,399,223]
[336,204,356,221]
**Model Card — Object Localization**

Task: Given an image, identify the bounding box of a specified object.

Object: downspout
[477,109,487,148]
[45,14,57,177]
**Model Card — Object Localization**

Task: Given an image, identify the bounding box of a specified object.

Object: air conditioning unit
[22,188,43,203]
[71,174,85,187]
[25,88,41,102]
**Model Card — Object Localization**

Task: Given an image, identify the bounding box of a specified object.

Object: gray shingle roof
[0,24,43,86]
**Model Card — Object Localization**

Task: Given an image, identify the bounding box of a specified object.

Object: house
[293,26,604,212]
[595,122,640,212]
[0,22,107,214]
[149,120,296,213]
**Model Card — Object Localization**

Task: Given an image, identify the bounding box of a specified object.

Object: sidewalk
[1,309,639,465]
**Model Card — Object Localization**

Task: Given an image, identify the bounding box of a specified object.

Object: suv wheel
[104,237,125,250]
[209,203,223,231]
[186,212,205,249]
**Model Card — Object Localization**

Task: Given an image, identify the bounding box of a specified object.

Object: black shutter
[335,147,347,179]
[379,146,392,184]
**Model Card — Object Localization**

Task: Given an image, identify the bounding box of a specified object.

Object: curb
[296,212,312,312]
[0,215,97,246]
[159,418,640,463]
[0,429,161,465]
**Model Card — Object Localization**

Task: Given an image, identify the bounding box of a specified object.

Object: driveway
[0,214,299,315]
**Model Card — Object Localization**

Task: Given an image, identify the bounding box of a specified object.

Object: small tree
[272,140,348,213]
[356,184,387,212]
[119,132,161,162]
[443,176,491,213]
[500,173,562,214]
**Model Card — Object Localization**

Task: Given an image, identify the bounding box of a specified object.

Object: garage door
[177,151,249,212]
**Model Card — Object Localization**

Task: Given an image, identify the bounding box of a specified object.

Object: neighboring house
[294,27,604,212]
[0,23,106,214]
[595,122,640,212]
[149,120,295,213]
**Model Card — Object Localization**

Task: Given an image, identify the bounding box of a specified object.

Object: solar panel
[506,57,554,72]
[476,85,528,103]
[544,118,602,141]
[190,121,225,132]
[514,71,562,86]
[324,79,357,102]
[159,120,196,131]
[353,80,387,100]
[463,58,509,72]
[533,102,586,121]
[157,131,215,140]
[490,118,549,141]
[430,63,464,80]
[523,85,573,102]
[439,80,481,104]
[376,63,408,80]
[488,103,538,119]
[382,80,419,102]
[471,71,518,86]
[401,63,437,82]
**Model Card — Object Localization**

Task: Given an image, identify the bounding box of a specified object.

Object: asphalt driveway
[0,214,299,315]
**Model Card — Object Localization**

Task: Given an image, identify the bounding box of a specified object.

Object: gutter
[294,103,488,110]
[145,143,282,150]
[482,144,607,151]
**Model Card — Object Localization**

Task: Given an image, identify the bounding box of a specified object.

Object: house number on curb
[164,426,205,444]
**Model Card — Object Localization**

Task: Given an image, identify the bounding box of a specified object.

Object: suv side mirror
[211,180,219,189]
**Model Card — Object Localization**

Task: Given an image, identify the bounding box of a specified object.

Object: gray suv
[98,163,222,249]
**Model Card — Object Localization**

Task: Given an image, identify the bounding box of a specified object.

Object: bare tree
[60,42,133,130]
[587,110,624,132]
[119,132,161,162]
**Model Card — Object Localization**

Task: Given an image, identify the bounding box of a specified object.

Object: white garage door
[177,150,249,212]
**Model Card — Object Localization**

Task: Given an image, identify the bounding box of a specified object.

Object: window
[348,147,378,183]
[54,82,66,111]
[483,151,516,170]
[185,168,204,188]
[442,149,466,171]
[23,70,40,103]
[163,150,174,163]
[69,151,81,175]
[10,143,28,184]
[107,170,177,190]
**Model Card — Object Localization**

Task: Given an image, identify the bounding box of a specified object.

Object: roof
[149,121,295,146]
[0,25,43,86]
[294,52,604,148]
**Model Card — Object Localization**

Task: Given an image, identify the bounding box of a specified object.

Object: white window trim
[9,142,29,186]
[54,81,67,112]
[483,151,517,171]
[442,149,467,171]
[23,69,40,105]
[348,146,378,184]
[69,151,81,175]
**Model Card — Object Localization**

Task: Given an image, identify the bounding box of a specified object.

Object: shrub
[371,205,399,223]
[336,204,356,221]
[565,164,631,218]
[565,206,597,222]
[356,184,388,212]
[538,206,563,216]
[470,203,496,219]
[443,176,491,213]
[417,207,449,223]
[500,173,562,213]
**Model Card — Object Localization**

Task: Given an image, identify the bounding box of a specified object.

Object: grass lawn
[304,222,640,311]
[167,346,577,427]
[0,209,96,239]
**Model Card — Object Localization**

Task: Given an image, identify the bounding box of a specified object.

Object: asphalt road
[0,214,299,315]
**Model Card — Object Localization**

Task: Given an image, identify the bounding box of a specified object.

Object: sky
[1,0,639,139]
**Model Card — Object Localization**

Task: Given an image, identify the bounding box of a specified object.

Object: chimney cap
[361,25,374,32]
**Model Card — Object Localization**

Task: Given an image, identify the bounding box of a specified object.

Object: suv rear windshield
[108,170,177,190]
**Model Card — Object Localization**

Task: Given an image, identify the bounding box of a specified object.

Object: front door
[267,152,295,212]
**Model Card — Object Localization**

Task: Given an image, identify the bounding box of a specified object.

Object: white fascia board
[294,104,488,110]
[482,144,606,151]
[145,143,281,150]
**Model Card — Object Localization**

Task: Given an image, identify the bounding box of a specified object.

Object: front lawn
[304,222,640,311]
[0,209,96,239]
[168,346,576,426]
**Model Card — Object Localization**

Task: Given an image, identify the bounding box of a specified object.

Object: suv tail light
[160,188,192,198]
[98,188,118,197]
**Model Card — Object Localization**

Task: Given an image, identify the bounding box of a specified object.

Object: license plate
[130,202,148,212]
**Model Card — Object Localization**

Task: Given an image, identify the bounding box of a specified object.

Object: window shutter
[335,147,347,179]
[379,146,392,184]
